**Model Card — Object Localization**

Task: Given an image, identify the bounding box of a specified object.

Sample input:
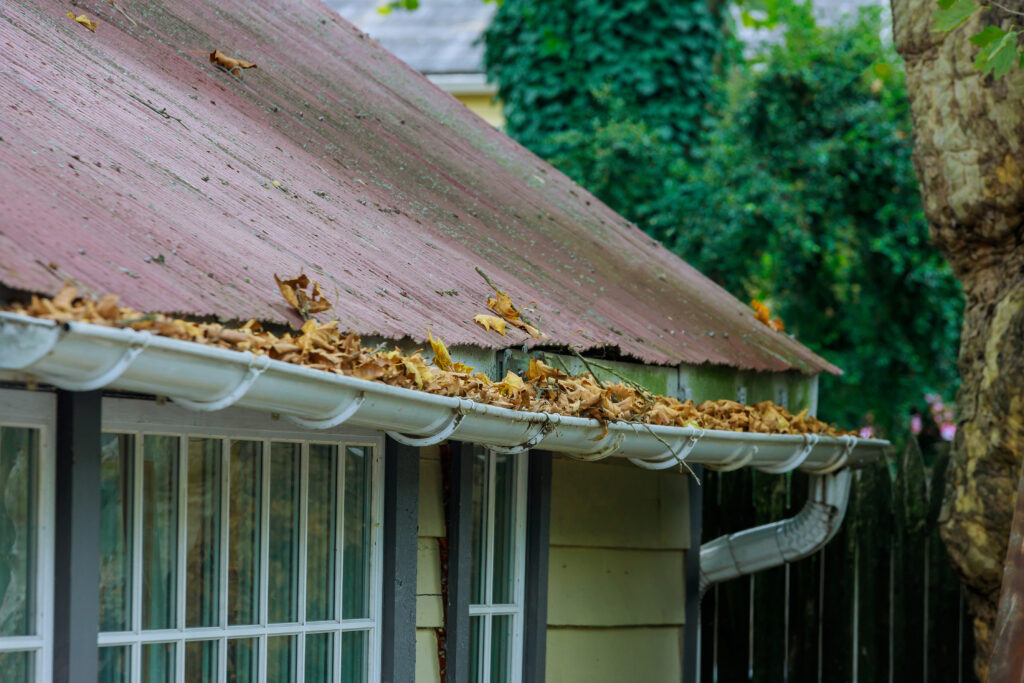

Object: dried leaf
[52,283,78,311]
[428,328,452,371]
[275,273,332,319]
[487,291,518,321]
[67,13,98,31]
[473,314,507,336]
[751,299,784,332]
[209,49,257,77]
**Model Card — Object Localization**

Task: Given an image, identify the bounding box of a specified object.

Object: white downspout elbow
[699,469,853,596]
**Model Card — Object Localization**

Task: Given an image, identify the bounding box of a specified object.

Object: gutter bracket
[286,392,367,429]
[757,433,820,474]
[563,432,625,462]
[814,435,859,474]
[705,443,758,472]
[488,420,556,455]
[52,329,152,391]
[173,352,271,411]
[628,428,704,470]
[386,412,465,447]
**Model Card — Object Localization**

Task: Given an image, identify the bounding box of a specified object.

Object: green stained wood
[819,506,855,682]
[852,458,893,682]
[751,470,788,682]
[786,474,820,683]
[893,439,928,682]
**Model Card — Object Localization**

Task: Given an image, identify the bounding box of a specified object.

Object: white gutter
[699,469,853,595]
[0,313,887,471]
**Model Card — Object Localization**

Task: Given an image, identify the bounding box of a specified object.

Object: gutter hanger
[699,469,853,596]
[0,313,887,473]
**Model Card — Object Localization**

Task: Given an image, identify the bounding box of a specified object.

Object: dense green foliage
[485,2,963,436]
[484,0,723,223]
[665,9,963,434]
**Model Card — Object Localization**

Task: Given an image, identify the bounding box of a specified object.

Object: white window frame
[97,397,385,683]
[468,448,528,683]
[0,388,56,683]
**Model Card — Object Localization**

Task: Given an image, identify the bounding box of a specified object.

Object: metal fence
[699,439,977,683]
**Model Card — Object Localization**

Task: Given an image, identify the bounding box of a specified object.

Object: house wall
[546,456,690,682]
[453,93,505,128]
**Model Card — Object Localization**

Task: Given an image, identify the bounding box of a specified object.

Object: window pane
[142,435,179,630]
[269,442,301,623]
[305,632,334,683]
[489,614,513,683]
[185,639,218,682]
[0,427,36,637]
[469,449,487,604]
[228,637,258,683]
[229,440,262,626]
[0,650,33,682]
[99,644,130,683]
[186,438,222,628]
[491,454,517,604]
[469,616,484,683]
[142,642,175,683]
[340,630,368,683]
[342,446,372,620]
[307,444,338,622]
[267,634,297,683]
[100,433,133,632]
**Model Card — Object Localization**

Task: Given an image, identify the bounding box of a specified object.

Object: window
[98,400,383,683]
[469,448,527,683]
[0,390,55,683]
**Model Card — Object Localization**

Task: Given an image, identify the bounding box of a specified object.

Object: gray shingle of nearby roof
[329,0,496,74]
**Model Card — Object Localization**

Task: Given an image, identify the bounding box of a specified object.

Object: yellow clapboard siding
[548,547,685,626]
[546,627,683,683]
[550,458,689,550]
[416,595,443,628]
[419,456,445,538]
[417,537,441,597]
[415,628,441,683]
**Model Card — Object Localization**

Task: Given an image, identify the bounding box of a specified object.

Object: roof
[330,0,495,75]
[0,0,839,374]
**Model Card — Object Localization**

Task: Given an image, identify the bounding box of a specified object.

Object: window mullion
[175,436,188,683]
[219,438,230,682]
[334,444,345,678]
[485,452,497,607]
[259,439,271,682]
[131,432,144,683]
[297,441,309,683]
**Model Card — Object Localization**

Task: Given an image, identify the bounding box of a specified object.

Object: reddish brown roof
[0,0,838,374]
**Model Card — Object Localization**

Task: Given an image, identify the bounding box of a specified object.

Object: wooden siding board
[547,547,685,626]
[550,458,689,550]
[418,457,445,539]
[415,628,442,683]
[546,627,683,683]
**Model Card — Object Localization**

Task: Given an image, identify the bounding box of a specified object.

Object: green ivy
[483,0,724,221]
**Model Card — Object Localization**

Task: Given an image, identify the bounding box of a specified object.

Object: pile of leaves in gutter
[4,279,847,436]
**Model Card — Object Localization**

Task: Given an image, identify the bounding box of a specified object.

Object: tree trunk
[891,1,1024,679]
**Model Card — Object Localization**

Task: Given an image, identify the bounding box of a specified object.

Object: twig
[640,422,699,481]
[986,0,1024,17]
[570,347,608,391]
[129,94,189,129]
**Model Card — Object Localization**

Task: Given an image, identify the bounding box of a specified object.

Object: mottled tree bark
[891,1,1024,679]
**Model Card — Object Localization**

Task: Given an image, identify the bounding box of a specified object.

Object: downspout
[698,469,852,596]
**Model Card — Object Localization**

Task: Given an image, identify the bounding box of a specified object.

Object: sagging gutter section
[0,313,888,473]
[699,469,853,596]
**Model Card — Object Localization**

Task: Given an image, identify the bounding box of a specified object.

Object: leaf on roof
[751,299,785,332]
[67,13,98,32]
[274,273,332,319]
[473,314,507,336]
[209,50,257,77]
[485,290,546,339]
